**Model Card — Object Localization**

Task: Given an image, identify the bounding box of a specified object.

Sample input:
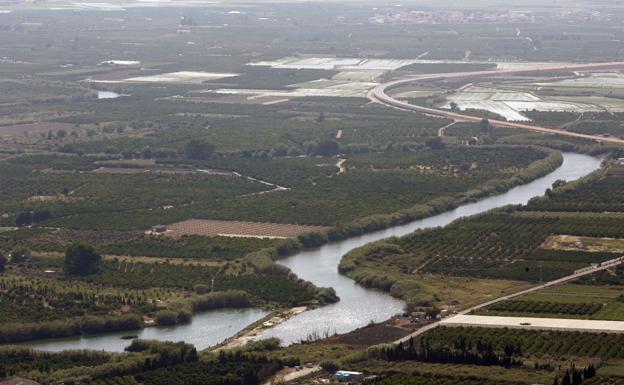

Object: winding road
[371,61,624,145]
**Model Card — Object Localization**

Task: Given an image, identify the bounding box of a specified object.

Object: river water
[24,153,600,352]
[23,307,270,352]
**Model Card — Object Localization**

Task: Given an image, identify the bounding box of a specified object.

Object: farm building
[151,224,167,233]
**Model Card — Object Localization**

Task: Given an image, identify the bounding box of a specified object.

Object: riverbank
[215,306,308,351]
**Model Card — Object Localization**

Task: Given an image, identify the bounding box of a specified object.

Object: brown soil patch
[42,168,81,174]
[541,235,624,253]
[88,68,149,81]
[161,94,283,105]
[170,112,245,119]
[163,219,328,239]
[103,255,224,267]
[92,167,147,174]
[26,194,81,203]
[95,158,156,167]
[324,320,414,347]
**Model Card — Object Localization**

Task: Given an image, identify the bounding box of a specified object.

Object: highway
[371,61,624,145]
[396,256,624,343]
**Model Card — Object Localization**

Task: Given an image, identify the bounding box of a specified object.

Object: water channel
[25,153,601,352]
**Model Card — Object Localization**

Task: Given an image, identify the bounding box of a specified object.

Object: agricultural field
[269,325,616,385]
[440,83,624,122]
[476,282,624,321]
[89,71,240,84]
[432,72,624,140]
[163,219,328,239]
[277,325,615,385]
[0,146,556,233]
[0,244,333,344]
[0,340,284,385]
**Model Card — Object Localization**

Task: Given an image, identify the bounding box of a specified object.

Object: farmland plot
[332,71,384,82]
[89,71,239,84]
[163,219,328,239]
[538,72,624,88]
[443,84,624,120]
[249,56,570,73]
[213,79,378,99]
[249,57,418,71]
[0,122,74,136]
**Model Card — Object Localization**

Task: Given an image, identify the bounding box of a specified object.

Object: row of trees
[0,313,143,344]
[553,364,596,385]
[488,300,603,316]
[4,241,100,276]
[0,346,111,378]
[15,210,50,227]
[183,138,343,160]
[403,326,624,360]
[373,337,522,368]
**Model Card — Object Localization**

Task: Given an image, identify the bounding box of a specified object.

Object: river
[24,153,600,352]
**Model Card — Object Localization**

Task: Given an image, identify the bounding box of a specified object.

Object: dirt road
[263,366,321,385]
[371,61,624,145]
[336,158,346,175]
[437,121,456,137]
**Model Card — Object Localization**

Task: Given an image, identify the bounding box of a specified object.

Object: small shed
[151,224,167,233]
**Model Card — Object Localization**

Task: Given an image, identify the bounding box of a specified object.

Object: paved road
[371,61,624,145]
[396,256,624,343]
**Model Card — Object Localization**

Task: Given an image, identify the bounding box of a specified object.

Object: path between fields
[198,169,291,196]
[437,121,456,137]
[395,256,624,343]
[336,158,346,175]
[371,61,624,145]
[262,365,321,385]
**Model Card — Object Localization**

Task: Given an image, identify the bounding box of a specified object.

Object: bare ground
[163,219,328,239]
